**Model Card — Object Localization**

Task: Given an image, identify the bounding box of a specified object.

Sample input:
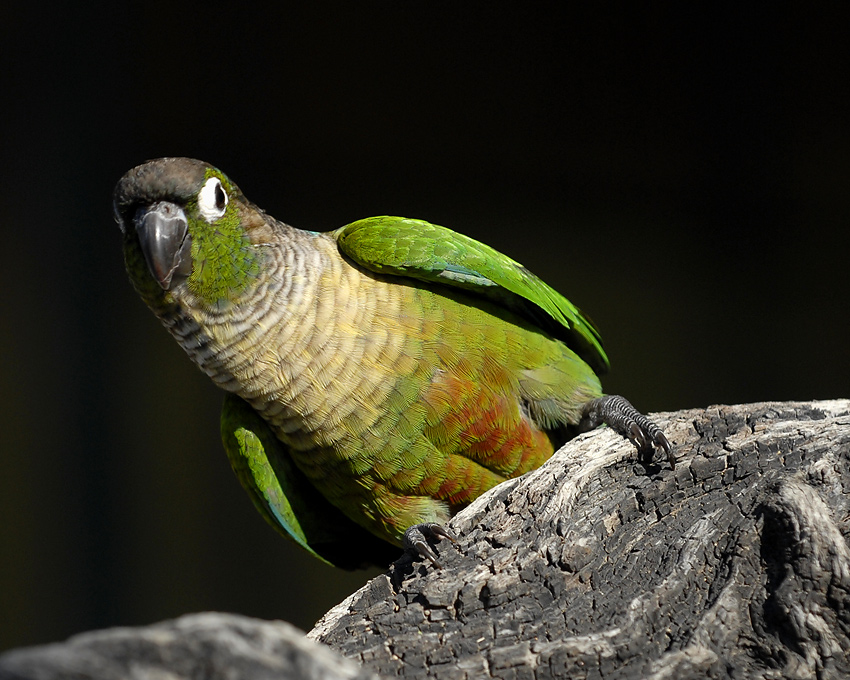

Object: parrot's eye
[198,177,229,222]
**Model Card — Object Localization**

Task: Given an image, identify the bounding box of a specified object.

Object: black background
[2,4,848,651]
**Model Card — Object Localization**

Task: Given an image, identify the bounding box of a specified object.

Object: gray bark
[0,613,378,680]
[310,400,850,679]
[3,401,849,680]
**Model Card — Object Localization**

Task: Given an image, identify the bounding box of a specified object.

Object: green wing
[220,393,399,570]
[334,216,609,374]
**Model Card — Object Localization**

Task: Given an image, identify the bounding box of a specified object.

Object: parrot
[113,157,672,569]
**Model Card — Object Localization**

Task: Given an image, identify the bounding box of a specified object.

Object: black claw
[403,522,456,568]
[628,422,648,451]
[654,430,675,468]
[580,395,675,469]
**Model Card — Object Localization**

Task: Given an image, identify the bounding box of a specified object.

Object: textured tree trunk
[311,400,850,679]
[3,401,849,680]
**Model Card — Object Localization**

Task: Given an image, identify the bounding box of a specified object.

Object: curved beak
[134,202,193,289]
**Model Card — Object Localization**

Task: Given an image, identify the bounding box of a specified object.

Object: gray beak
[134,202,193,289]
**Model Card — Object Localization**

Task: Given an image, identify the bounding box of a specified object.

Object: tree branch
[310,400,850,679]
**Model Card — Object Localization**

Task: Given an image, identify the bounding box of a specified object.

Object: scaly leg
[580,395,674,468]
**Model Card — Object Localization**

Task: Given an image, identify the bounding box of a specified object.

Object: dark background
[1,4,848,651]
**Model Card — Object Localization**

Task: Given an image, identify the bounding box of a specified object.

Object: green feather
[186,168,262,307]
[334,216,609,374]
[220,394,399,569]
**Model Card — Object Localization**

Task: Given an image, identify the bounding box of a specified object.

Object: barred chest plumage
[159,229,435,454]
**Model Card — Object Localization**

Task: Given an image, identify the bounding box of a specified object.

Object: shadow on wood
[3,401,849,679]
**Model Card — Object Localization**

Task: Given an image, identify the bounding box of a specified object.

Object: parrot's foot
[580,395,675,469]
[403,522,457,568]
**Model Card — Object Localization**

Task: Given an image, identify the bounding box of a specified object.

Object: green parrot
[114,158,672,569]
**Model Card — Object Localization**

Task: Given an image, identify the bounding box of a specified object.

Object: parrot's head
[114,157,267,312]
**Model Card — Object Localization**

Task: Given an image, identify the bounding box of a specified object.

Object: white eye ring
[198,177,228,222]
